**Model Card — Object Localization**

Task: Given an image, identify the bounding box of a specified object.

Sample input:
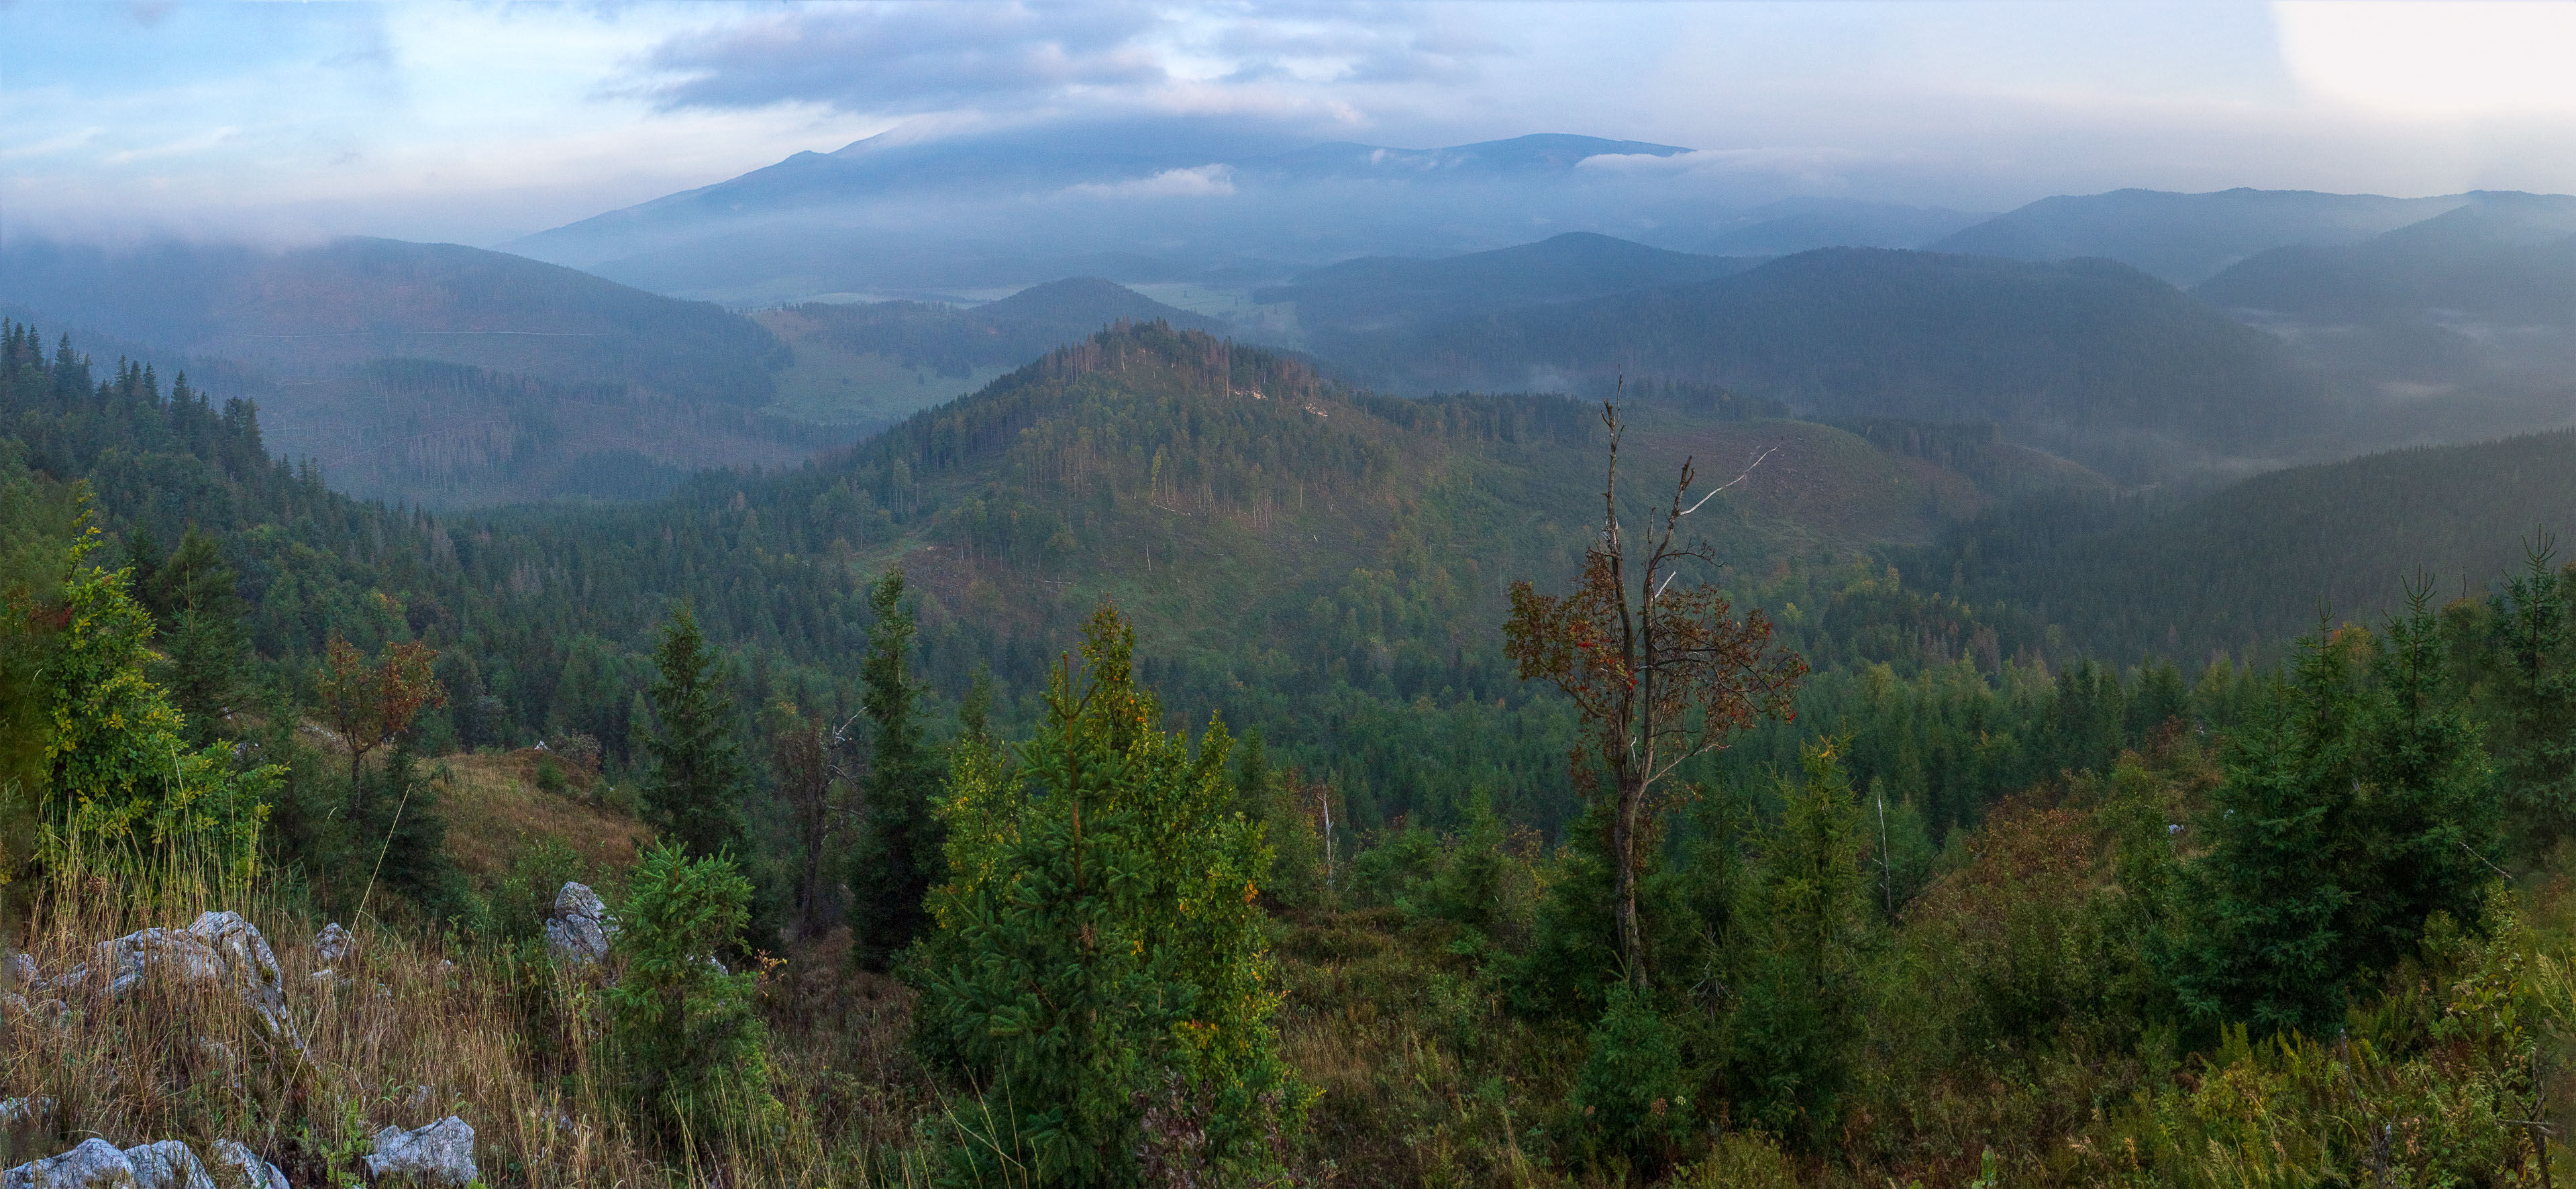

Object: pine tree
[913,605,1300,1188]
[846,569,944,971]
[643,605,748,862]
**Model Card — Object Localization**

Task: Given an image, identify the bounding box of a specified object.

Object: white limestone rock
[205,1141,288,1189]
[3,1139,138,1188]
[362,1117,476,1186]
[542,882,616,966]
[122,1141,215,1189]
[85,913,301,1051]
[313,923,353,967]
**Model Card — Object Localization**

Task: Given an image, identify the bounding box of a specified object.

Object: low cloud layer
[1,1,2571,248]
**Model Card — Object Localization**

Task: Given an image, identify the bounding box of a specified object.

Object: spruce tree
[913,605,1300,1188]
[1720,741,1870,1140]
[2342,587,2499,975]
[845,568,944,971]
[643,605,748,862]
[139,527,248,744]
[2172,627,2361,1037]
[605,842,775,1142]
[2488,538,2576,845]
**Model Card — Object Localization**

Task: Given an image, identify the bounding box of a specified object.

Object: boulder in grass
[0,1096,54,1127]
[3,1138,138,1188]
[205,1141,289,1189]
[542,883,615,966]
[314,923,354,967]
[123,1141,215,1189]
[85,913,302,1052]
[362,1117,476,1187]
[3,952,34,987]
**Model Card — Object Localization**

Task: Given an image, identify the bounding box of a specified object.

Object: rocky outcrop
[362,1117,476,1187]
[542,883,615,966]
[122,1141,215,1189]
[3,1137,285,1189]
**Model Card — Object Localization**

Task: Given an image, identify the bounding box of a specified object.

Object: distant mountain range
[1256,233,1765,335]
[1302,246,2328,478]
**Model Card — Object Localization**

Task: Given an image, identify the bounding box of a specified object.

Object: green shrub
[1568,984,1694,1176]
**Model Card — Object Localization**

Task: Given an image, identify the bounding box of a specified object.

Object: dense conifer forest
[9,312,2576,1188]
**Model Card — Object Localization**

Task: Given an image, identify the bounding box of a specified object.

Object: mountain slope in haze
[0,238,842,508]
[2188,193,2576,448]
[1924,427,2576,665]
[1928,187,2467,285]
[0,237,784,403]
[754,277,1226,425]
[1319,248,2328,476]
[1254,233,1765,335]
[2196,192,2576,326]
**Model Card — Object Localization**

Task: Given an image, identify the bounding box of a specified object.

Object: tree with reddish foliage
[315,636,447,788]
[1504,399,1806,988]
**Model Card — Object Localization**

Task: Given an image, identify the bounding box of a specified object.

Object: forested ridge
[11,312,2576,1188]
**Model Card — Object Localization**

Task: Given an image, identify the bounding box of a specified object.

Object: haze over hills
[1923,426,2576,664]
[1680,197,1992,256]
[0,236,785,401]
[753,276,1227,426]
[0,236,835,507]
[1926,187,2467,285]
[2197,192,2576,327]
[1255,233,1765,338]
[1308,247,2330,478]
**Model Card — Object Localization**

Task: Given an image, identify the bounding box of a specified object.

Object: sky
[5,1,2575,248]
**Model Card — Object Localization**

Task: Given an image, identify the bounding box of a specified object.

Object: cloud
[1579,147,1901,193]
[1062,164,1235,199]
[103,125,242,165]
[644,3,1168,114]
[0,126,105,160]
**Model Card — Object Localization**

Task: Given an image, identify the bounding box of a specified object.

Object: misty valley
[7,123,2576,1189]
